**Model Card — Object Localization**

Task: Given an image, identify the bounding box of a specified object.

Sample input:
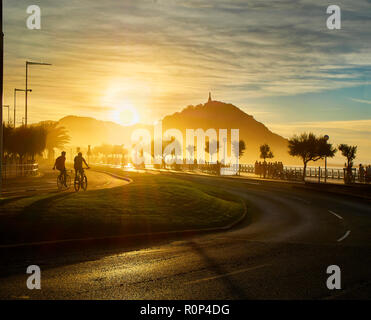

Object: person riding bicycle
[74,152,90,179]
[53,151,67,187]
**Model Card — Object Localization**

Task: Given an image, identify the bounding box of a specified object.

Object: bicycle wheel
[81,175,88,191]
[57,175,64,190]
[74,175,81,192]
[65,175,71,190]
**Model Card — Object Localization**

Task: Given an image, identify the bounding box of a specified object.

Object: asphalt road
[0,172,370,300]
[1,169,128,197]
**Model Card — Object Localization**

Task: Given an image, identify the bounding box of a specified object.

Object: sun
[111,103,140,126]
[102,78,152,125]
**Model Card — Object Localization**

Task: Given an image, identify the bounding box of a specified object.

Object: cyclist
[74,152,90,179]
[53,151,67,187]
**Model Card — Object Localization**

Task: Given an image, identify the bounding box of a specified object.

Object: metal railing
[285,166,357,182]
[244,164,369,183]
[239,164,255,173]
[178,163,369,183]
[123,161,370,184]
[2,163,39,178]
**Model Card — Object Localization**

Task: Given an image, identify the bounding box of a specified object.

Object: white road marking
[243,181,261,185]
[337,230,351,242]
[186,264,269,285]
[329,210,343,220]
[290,196,311,205]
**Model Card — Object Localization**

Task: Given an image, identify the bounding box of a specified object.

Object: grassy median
[0,170,244,245]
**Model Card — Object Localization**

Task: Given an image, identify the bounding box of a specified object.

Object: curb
[146,168,305,186]
[153,169,371,201]
[296,184,371,201]
[0,183,247,250]
[94,170,133,183]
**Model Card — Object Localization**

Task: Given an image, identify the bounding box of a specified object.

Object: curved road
[0,172,370,299]
[1,169,128,196]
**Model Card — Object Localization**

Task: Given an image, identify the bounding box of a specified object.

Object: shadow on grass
[20,192,74,217]
[0,192,75,246]
[0,196,32,207]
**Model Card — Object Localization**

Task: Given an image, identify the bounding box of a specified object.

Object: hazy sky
[3,0,371,162]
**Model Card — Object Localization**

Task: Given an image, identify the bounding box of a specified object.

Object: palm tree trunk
[303,162,307,181]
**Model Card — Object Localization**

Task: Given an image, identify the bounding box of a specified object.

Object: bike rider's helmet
[78,152,82,157]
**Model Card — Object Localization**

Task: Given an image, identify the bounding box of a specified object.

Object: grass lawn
[0,170,245,245]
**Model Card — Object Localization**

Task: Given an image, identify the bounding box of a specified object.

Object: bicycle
[57,170,71,191]
[74,168,89,192]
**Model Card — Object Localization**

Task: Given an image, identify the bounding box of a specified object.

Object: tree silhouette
[205,140,246,163]
[40,121,70,161]
[120,147,129,165]
[205,140,218,163]
[112,145,127,164]
[28,126,47,161]
[150,138,182,168]
[230,140,246,160]
[186,144,196,165]
[163,137,182,167]
[288,133,336,180]
[3,125,47,164]
[94,144,113,163]
[338,144,357,169]
[238,140,246,159]
[3,125,14,158]
[260,144,274,162]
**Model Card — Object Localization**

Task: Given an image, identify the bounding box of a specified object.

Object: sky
[3,0,371,163]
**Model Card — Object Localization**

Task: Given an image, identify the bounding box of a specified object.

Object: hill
[162,100,292,164]
[57,116,151,148]
[50,100,297,164]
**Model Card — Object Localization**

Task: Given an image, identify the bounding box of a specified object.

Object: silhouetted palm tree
[40,121,70,161]
[205,140,218,163]
[338,144,357,169]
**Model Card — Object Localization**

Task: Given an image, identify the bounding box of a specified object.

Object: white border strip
[337,230,351,242]
[329,210,343,220]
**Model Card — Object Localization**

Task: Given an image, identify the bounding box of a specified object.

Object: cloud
[350,98,371,105]
[3,0,371,125]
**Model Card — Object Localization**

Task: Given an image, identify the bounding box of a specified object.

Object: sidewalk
[238,172,359,186]
[0,171,56,198]
[135,167,371,201]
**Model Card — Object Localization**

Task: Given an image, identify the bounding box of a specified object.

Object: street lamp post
[324,135,330,183]
[25,61,52,126]
[223,137,227,165]
[14,88,32,128]
[0,0,3,194]
[2,104,9,126]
